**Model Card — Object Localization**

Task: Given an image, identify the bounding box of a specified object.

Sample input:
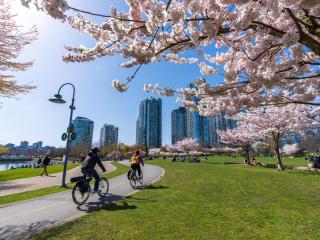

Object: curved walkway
[0,162,165,240]
[0,162,115,197]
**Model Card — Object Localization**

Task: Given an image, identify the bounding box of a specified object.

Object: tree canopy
[0,0,37,98]
[21,0,320,114]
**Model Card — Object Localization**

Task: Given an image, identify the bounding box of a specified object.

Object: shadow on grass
[0,220,57,240]
[76,193,156,213]
[143,184,169,190]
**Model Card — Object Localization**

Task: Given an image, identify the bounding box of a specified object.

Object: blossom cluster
[166,138,199,153]
[21,0,320,113]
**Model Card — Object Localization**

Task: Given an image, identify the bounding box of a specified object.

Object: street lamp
[49,83,76,188]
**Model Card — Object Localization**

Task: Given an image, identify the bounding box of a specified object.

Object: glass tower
[72,116,94,147]
[171,107,187,144]
[136,98,162,148]
[100,124,119,147]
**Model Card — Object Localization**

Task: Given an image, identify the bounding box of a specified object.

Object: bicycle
[71,174,109,206]
[129,168,143,189]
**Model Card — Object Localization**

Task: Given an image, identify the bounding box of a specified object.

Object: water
[0,162,37,171]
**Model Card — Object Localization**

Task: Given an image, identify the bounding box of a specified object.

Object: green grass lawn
[0,162,130,206]
[0,163,80,182]
[201,155,307,166]
[33,158,320,240]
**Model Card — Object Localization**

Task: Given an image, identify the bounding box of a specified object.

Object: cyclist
[81,147,106,193]
[128,150,144,179]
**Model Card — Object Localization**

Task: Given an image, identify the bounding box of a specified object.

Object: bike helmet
[91,147,100,154]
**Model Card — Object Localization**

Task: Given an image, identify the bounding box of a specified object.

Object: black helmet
[91,147,100,154]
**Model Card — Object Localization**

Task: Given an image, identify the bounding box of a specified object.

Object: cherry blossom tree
[165,144,179,153]
[175,138,199,154]
[236,105,317,170]
[252,141,270,156]
[149,148,161,157]
[218,122,260,164]
[107,150,121,160]
[21,0,320,114]
[282,143,300,156]
[1,0,37,98]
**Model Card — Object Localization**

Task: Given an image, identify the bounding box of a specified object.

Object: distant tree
[301,135,320,153]
[175,138,199,155]
[0,0,37,98]
[160,146,167,153]
[237,105,316,170]
[282,144,300,156]
[69,144,90,158]
[49,147,65,158]
[0,145,8,156]
[165,144,179,154]
[218,123,260,164]
[252,141,271,156]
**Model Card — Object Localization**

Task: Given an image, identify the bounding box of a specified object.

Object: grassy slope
[0,163,80,182]
[33,157,320,240]
[0,162,129,206]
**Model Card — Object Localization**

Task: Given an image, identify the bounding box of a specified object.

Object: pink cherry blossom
[22,0,320,114]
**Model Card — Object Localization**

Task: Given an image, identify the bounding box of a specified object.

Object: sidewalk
[0,162,115,197]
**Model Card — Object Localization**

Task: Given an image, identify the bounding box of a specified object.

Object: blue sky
[0,0,224,147]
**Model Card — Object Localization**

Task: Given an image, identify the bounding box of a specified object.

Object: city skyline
[171,107,237,147]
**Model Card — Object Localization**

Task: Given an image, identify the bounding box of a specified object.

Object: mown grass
[33,157,320,240]
[0,163,80,182]
[102,161,130,179]
[201,155,307,166]
[0,162,130,206]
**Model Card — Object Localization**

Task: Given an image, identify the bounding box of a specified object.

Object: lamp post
[49,83,76,188]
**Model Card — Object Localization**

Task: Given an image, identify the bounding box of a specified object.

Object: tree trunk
[243,144,250,165]
[272,132,284,170]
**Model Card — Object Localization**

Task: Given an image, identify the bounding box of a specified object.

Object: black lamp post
[49,83,76,187]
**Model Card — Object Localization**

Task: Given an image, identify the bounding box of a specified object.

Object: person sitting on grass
[128,150,144,180]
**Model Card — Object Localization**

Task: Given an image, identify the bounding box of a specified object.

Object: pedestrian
[252,156,257,165]
[172,155,177,162]
[41,155,51,176]
[37,157,42,166]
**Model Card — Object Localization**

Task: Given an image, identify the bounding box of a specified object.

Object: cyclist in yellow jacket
[128,150,144,179]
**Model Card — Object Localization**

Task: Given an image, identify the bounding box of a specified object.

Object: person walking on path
[41,155,51,176]
[81,147,106,193]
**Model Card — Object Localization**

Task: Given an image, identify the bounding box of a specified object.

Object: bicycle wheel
[129,172,137,189]
[72,181,91,206]
[98,177,109,197]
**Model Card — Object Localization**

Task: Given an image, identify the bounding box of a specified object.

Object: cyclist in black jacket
[81,147,106,193]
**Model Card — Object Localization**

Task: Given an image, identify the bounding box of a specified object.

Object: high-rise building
[72,116,94,147]
[186,110,201,142]
[136,98,162,148]
[171,107,237,147]
[20,141,29,150]
[5,143,15,148]
[171,107,187,144]
[100,124,119,147]
[32,141,43,150]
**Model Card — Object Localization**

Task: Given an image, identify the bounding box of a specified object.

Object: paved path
[0,162,165,240]
[0,162,115,197]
